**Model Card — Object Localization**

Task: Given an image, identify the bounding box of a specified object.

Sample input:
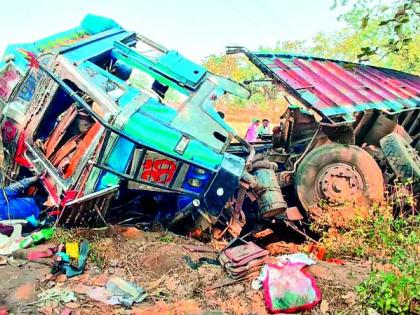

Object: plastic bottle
[19,227,55,249]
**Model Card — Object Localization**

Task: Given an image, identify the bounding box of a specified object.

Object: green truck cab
[0,15,253,232]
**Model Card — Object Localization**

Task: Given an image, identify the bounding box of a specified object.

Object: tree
[332,0,420,72]
[202,54,262,84]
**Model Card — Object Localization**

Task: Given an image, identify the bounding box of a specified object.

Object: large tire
[380,133,420,192]
[295,143,384,227]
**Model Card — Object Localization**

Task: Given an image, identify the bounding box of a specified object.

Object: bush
[315,183,419,314]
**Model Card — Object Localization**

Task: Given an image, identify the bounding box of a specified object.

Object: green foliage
[203,54,262,84]
[314,191,419,313]
[202,0,419,96]
[357,270,418,314]
[203,53,288,116]
[159,234,174,243]
[356,214,419,314]
[201,0,419,125]
[332,0,420,73]
[314,180,419,314]
[259,39,309,55]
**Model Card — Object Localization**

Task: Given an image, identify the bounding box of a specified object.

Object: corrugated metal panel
[253,53,420,121]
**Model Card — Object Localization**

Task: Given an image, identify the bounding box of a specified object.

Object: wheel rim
[295,143,384,227]
[315,162,365,206]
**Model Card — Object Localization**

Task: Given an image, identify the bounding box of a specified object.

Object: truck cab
[0,15,250,231]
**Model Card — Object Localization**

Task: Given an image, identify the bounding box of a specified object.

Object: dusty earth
[0,228,373,315]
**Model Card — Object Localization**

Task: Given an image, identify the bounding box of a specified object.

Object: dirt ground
[0,228,373,315]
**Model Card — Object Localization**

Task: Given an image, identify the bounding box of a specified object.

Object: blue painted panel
[123,112,223,169]
[158,50,206,86]
[63,31,132,63]
[16,73,38,102]
[80,14,121,35]
[139,98,177,123]
[96,137,135,190]
[118,88,140,108]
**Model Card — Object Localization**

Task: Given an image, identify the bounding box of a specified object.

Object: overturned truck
[0,16,418,237]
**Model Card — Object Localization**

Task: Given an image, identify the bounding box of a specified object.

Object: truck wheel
[295,143,384,227]
[380,133,420,192]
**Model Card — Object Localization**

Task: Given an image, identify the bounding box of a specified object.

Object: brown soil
[1,229,372,314]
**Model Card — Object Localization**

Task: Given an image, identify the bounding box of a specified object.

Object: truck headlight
[188,178,202,188]
[194,168,206,175]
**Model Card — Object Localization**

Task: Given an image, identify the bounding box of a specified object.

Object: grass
[51,227,108,269]
[314,183,419,314]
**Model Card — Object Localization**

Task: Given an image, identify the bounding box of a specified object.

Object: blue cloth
[0,177,41,220]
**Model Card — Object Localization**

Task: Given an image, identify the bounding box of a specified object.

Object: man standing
[257,119,270,139]
[244,118,260,142]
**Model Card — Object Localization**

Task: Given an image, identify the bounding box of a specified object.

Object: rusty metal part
[284,220,319,243]
[213,185,247,240]
[285,207,304,221]
[316,163,364,205]
[253,168,287,218]
[212,227,225,240]
[322,124,355,145]
[228,186,247,237]
[44,106,78,158]
[49,135,80,167]
[251,159,278,171]
[240,170,257,189]
[277,172,293,188]
[295,143,384,227]
[65,122,102,178]
[246,190,257,202]
[227,210,246,238]
[282,127,321,175]
[235,135,255,171]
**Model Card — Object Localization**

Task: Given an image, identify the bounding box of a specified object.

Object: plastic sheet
[263,263,321,314]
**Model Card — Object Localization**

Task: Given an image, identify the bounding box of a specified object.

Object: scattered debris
[183,256,219,270]
[252,253,316,290]
[0,223,22,255]
[19,227,55,249]
[219,240,269,280]
[52,241,89,278]
[65,242,79,260]
[34,288,76,308]
[105,277,147,307]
